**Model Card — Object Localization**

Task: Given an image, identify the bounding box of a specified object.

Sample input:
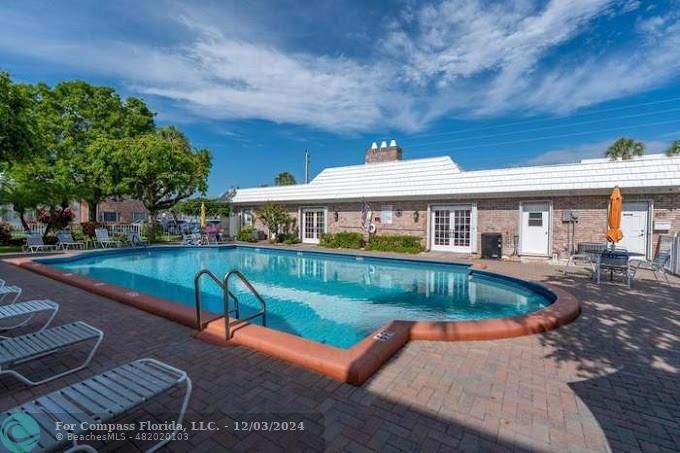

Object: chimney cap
[389,139,398,147]
[380,140,388,148]
[370,141,378,150]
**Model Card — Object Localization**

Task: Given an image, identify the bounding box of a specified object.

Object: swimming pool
[44,246,554,349]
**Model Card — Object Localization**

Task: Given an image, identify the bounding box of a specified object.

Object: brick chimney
[365,139,403,164]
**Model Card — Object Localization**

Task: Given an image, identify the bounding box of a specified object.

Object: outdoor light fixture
[413,210,419,223]
[396,208,402,217]
[334,211,339,222]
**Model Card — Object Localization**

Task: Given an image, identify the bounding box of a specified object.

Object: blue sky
[1,0,679,196]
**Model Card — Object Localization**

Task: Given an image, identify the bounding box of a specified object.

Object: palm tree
[274,172,296,186]
[604,137,645,160]
[666,140,680,156]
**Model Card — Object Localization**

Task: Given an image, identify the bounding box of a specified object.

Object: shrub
[367,235,423,254]
[320,232,364,249]
[237,225,257,242]
[80,222,105,238]
[276,232,300,244]
[0,223,12,245]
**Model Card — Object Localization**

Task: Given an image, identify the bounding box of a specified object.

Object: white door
[431,205,474,253]
[520,202,550,256]
[619,201,649,256]
[302,208,325,244]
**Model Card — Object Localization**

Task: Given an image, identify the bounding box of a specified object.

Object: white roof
[231,153,680,204]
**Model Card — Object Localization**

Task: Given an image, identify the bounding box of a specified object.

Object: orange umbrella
[606,186,624,244]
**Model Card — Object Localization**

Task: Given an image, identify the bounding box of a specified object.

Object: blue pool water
[45,246,553,349]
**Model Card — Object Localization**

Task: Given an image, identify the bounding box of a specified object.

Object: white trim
[618,199,652,258]
[518,200,553,257]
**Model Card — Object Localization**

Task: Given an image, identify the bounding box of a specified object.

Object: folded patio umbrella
[200,202,207,229]
[606,186,624,246]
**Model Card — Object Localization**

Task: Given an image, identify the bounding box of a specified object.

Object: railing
[102,223,143,236]
[194,270,240,330]
[194,269,266,339]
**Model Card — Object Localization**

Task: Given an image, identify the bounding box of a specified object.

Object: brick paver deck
[1,256,678,452]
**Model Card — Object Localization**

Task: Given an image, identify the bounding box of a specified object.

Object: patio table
[596,251,631,287]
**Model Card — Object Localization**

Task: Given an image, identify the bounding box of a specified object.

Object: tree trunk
[88,199,98,222]
[18,212,30,231]
[147,210,158,242]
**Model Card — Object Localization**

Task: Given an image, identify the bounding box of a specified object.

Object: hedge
[367,235,423,254]
[319,232,364,249]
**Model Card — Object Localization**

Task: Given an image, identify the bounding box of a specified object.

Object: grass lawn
[0,245,23,254]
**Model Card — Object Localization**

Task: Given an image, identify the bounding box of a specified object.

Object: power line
[401,95,680,141]
[407,118,680,156]
[404,106,680,149]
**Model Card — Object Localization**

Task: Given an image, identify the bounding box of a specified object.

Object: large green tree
[274,171,296,185]
[0,72,43,164]
[666,140,680,156]
[38,80,155,220]
[604,137,645,160]
[112,127,212,239]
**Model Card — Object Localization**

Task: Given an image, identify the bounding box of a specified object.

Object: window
[382,205,393,225]
[132,212,146,223]
[528,212,543,227]
[101,211,117,223]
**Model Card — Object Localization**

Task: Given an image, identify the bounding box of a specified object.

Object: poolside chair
[596,251,631,287]
[0,321,103,386]
[0,358,192,452]
[127,231,149,247]
[630,250,672,286]
[0,283,22,305]
[23,232,59,253]
[0,299,59,333]
[57,230,86,250]
[95,228,122,248]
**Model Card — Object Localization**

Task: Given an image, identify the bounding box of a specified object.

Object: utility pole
[304,150,310,184]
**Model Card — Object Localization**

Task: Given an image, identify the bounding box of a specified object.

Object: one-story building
[230,141,680,259]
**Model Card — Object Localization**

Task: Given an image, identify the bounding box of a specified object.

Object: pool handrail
[224,269,267,340]
[193,269,240,330]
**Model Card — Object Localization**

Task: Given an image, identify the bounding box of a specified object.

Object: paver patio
[0,257,678,452]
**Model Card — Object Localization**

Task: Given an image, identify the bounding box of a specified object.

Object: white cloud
[1,0,679,134]
[526,139,668,165]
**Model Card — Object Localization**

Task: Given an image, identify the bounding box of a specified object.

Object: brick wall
[237,191,680,257]
[97,199,148,223]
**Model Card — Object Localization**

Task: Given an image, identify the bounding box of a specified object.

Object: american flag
[360,199,369,229]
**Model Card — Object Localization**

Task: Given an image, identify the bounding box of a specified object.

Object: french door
[431,205,474,253]
[302,208,326,244]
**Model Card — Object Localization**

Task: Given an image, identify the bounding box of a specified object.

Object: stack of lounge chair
[0,278,193,451]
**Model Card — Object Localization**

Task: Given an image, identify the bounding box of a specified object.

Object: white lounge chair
[0,283,22,305]
[0,358,192,452]
[23,232,59,253]
[57,230,86,250]
[0,321,103,386]
[630,250,672,286]
[0,299,59,333]
[95,228,121,248]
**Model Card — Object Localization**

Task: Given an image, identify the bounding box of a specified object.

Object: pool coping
[5,246,580,385]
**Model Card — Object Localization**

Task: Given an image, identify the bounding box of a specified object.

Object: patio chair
[596,251,631,287]
[0,299,59,333]
[0,358,192,452]
[127,231,149,247]
[23,232,59,253]
[95,228,122,248]
[0,283,22,305]
[565,242,608,275]
[57,230,86,250]
[0,321,103,386]
[630,250,672,286]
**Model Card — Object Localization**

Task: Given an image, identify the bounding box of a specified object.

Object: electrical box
[561,210,578,222]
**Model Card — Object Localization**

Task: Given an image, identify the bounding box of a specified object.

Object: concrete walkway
[0,257,678,452]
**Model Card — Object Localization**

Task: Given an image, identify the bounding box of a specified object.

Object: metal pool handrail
[224,269,267,340]
[193,268,267,340]
[194,269,240,331]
